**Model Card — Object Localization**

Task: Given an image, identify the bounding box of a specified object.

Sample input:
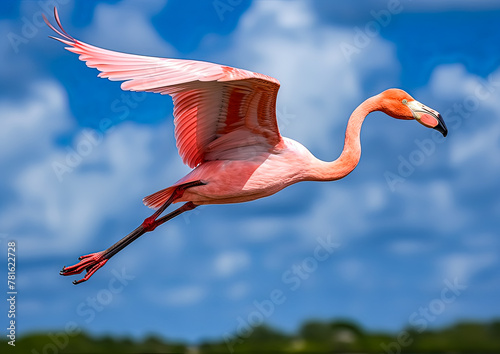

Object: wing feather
[44,8,282,168]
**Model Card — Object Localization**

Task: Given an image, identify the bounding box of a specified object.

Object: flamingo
[44,9,447,284]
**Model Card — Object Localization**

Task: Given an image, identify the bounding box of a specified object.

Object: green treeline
[7,319,500,353]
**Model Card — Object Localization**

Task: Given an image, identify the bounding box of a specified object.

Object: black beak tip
[436,125,448,137]
[434,113,448,137]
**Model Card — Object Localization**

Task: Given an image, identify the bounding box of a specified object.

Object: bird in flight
[44,9,447,284]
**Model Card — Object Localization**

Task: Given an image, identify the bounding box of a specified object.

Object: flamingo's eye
[402,99,408,104]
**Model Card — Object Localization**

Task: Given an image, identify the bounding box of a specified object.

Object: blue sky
[1,0,500,346]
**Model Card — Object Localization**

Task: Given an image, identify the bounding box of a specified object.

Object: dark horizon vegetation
[10,318,500,353]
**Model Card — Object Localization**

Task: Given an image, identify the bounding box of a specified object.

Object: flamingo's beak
[407,100,448,137]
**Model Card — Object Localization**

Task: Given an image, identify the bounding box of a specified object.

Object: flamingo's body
[154,137,338,206]
[44,9,447,284]
[170,138,309,205]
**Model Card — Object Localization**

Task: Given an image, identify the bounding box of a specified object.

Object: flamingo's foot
[60,251,109,285]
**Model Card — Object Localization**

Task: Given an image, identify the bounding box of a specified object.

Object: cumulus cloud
[336,258,365,283]
[0,80,71,164]
[311,0,500,25]
[226,281,250,300]
[86,0,176,57]
[154,285,207,307]
[387,239,432,256]
[213,251,251,277]
[424,64,500,171]
[403,0,500,12]
[0,78,185,259]
[439,252,497,285]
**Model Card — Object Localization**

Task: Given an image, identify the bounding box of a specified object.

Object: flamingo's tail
[143,186,178,210]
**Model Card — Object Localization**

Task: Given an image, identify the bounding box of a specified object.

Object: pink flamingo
[45,9,447,284]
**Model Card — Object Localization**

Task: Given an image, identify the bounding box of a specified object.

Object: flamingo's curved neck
[309,95,380,181]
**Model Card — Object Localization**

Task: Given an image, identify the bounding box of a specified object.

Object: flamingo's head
[379,88,447,137]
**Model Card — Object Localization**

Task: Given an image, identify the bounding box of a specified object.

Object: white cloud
[239,1,315,31]
[157,285,207,307]
[9,123,161,256]
[0,78,185,259]
[213,251,251,277]
[311,0,500,21]
[461,233,498,250]
[388,239,431,256]
[85,0,175,57]
[238,216,288,242]
[426,64,478,101]
[291,182,387,245]
[423,63,500,187]
[393,181,471,234]
[450,126,500,168]
[403,0,500,12]
[0,80,71,163]
[336,258,365,282]
[438,253,497,285]
[226,281,250,300]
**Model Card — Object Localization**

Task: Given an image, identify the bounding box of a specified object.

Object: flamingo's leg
[60,181,204,285]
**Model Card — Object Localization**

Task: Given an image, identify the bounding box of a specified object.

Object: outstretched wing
[44,9,282,169]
